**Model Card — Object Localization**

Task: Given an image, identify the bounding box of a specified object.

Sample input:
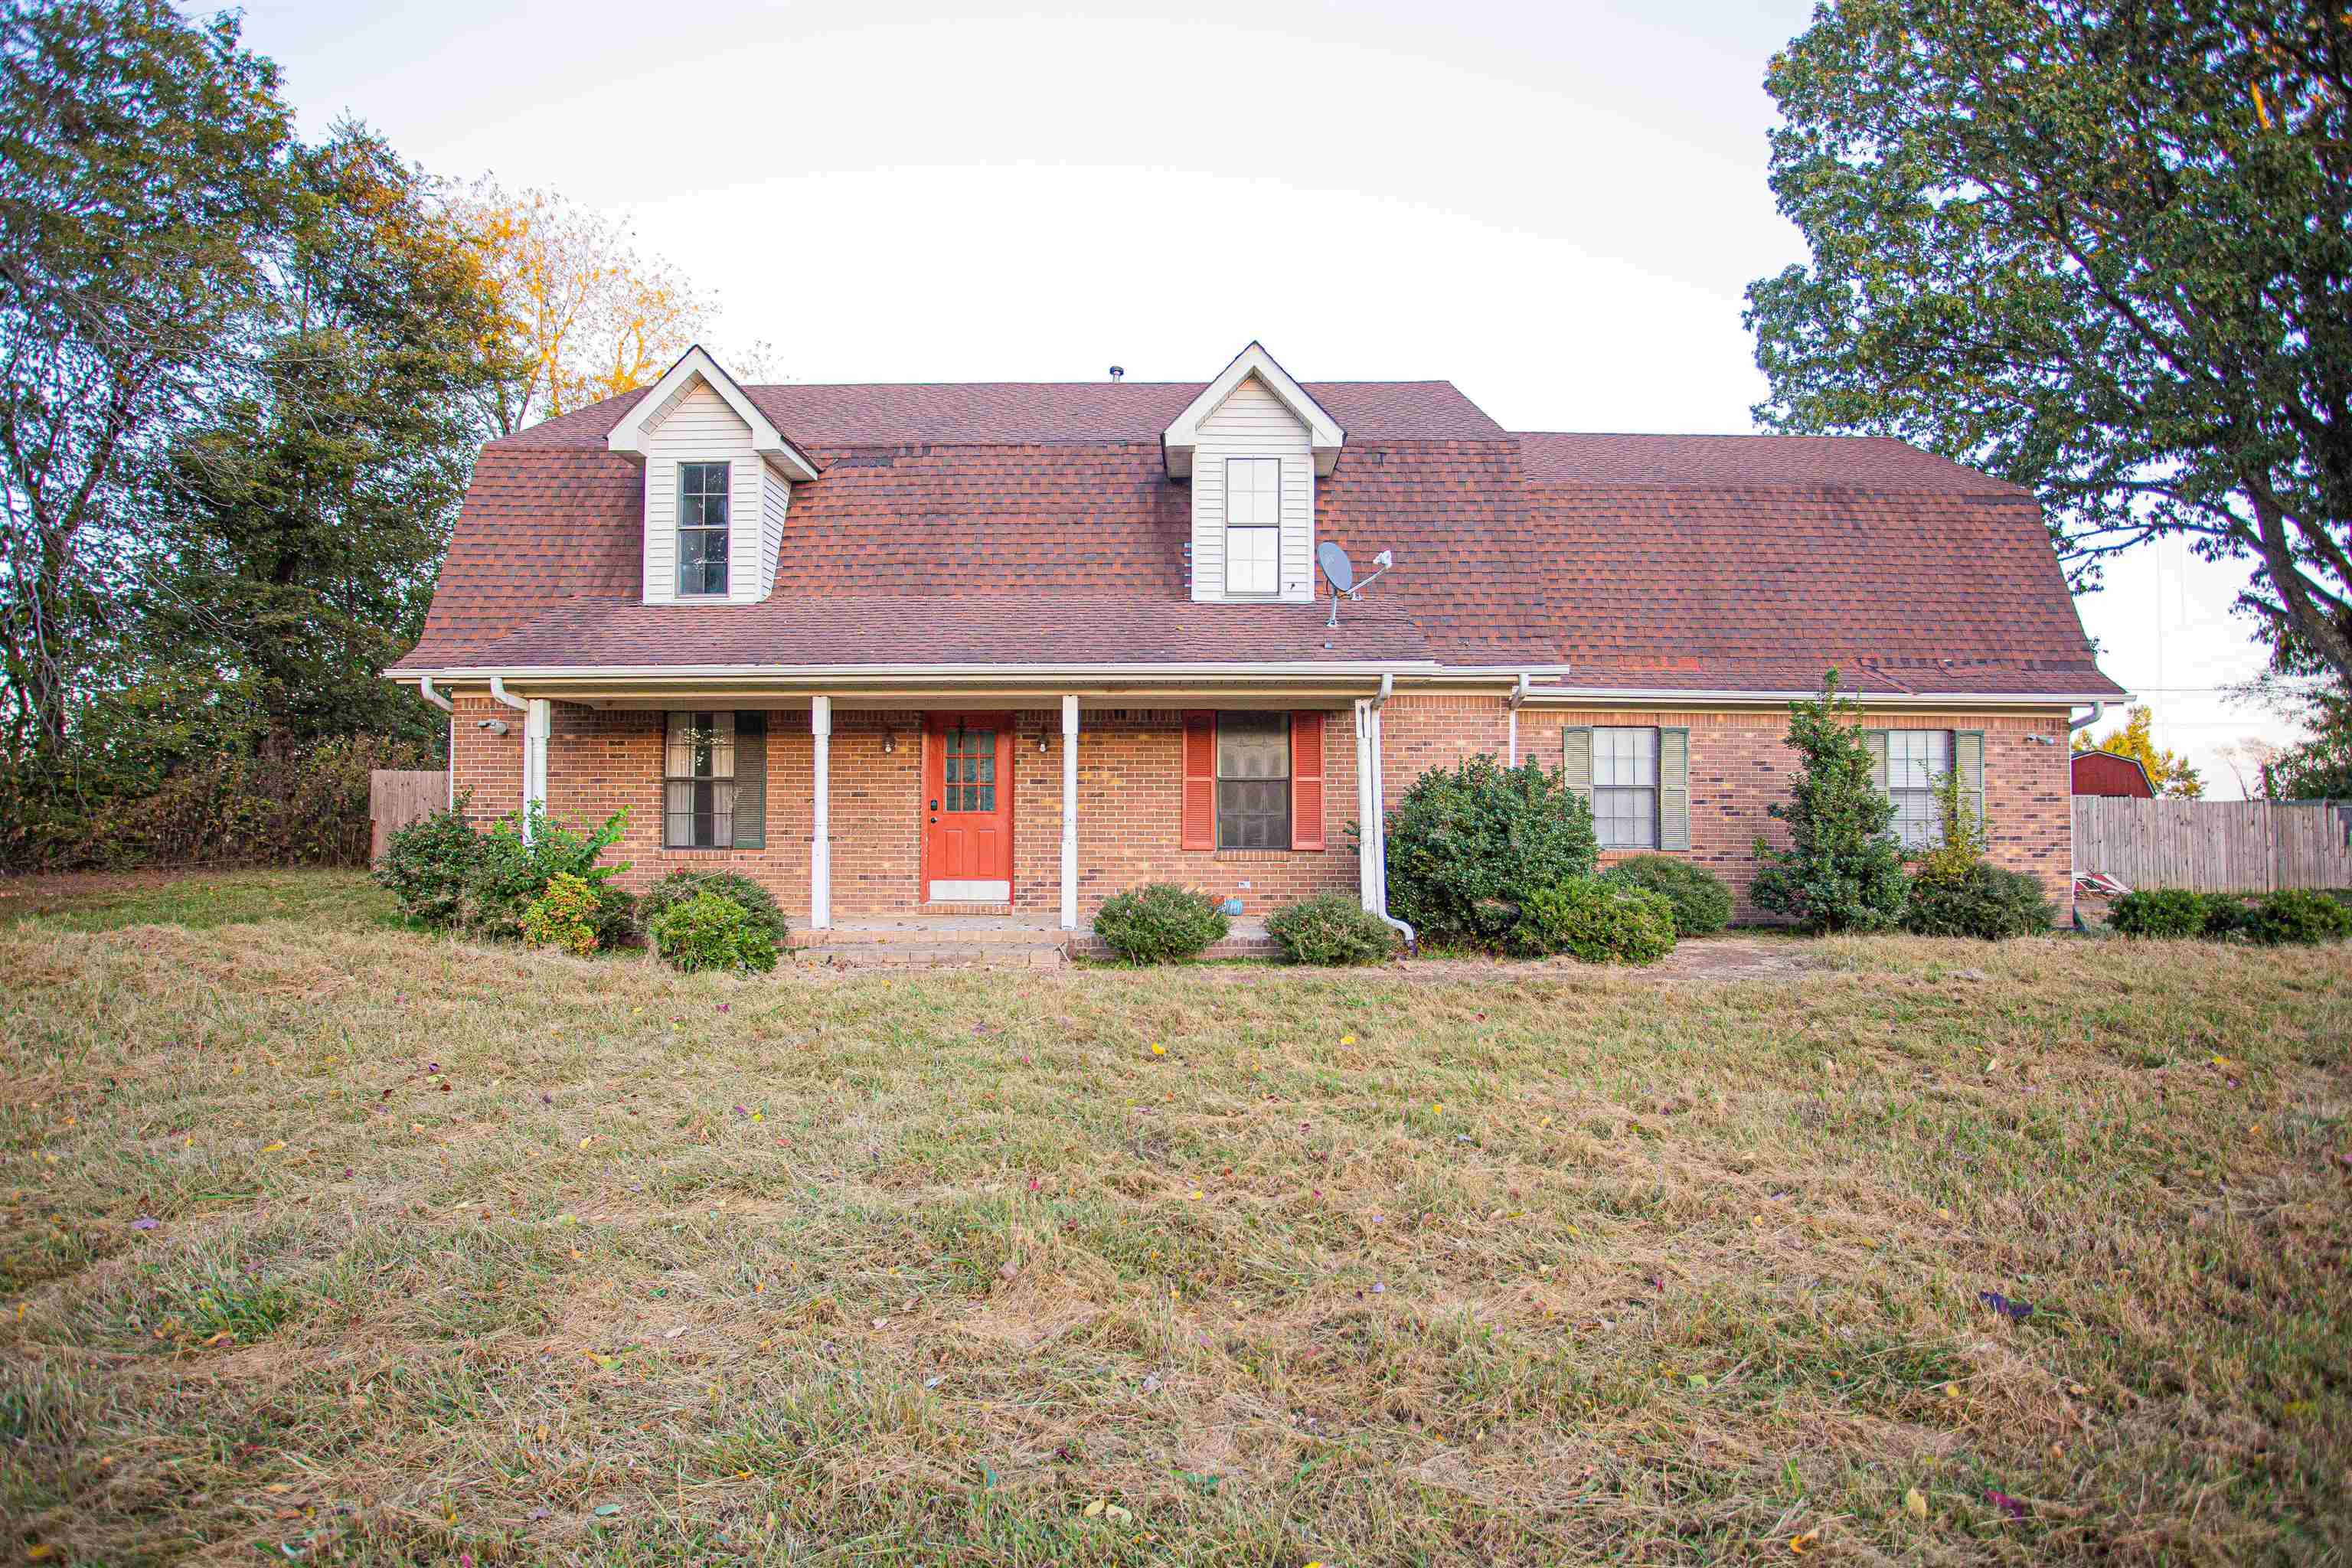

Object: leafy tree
[136,125,505,757]
[1750,673,1909,932]
[453,181,769,434]
[0,0,292,758]
[1746,0,2352,690]
[2073,705,2204,797]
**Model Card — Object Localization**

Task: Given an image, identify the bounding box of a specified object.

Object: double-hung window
[1217,711,1290,848]
[1887,730,1950,848]
[677,462,730,597]
[664,710,736,848]
[1593,726,1659,849]
[1223,457,1280,596]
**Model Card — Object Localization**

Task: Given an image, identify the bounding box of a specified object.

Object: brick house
[387,341,2126,934]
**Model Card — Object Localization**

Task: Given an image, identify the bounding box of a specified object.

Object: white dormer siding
[1189,375,1315,603]
[639,383,789,606]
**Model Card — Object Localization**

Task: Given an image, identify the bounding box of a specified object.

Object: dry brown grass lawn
[2,871,2349,1566]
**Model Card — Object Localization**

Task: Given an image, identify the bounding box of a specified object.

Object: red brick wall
[446,691,2074,924]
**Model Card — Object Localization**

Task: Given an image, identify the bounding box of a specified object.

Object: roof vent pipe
[1109,365,1124,382]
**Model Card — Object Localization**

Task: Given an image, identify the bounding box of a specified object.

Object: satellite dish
[1318,541,1355,594]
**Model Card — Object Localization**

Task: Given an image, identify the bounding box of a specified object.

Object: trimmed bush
[650,893,780,973]
[638,870,792,946]
[1092,884,1228,964]
[1266,894,1396,965]
[2106,887,2208,939]
[1384,756,1599,949]
[1602,855,1733,936]
[1508,876,1677,965]
[1902,862,2054,940]
[520,873,605,956]
[2244,887,2352,946]
[2197,893,2252,939]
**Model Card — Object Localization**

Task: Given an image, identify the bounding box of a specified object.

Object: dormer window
[1224,457,1280,596]
[678,462,730,597]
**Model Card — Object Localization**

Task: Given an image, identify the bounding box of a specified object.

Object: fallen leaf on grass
[593,1504,623,1518]
[1905,1488,1928,1518]
[1986,1489,2027,1520]
[1789,1531,1818,1554]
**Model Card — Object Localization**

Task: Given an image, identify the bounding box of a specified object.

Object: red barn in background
[2073,749,2156,798]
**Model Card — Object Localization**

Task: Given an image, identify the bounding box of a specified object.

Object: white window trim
[1592,725,1660,851]
[676,460,731,599]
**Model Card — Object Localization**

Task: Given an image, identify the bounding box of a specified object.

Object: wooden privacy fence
[2073,796,2352,893]
[370,769,447,863]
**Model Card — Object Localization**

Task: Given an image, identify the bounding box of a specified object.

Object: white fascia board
[1517,685,2126,707]
[387,658,1444,683]
[1163,341,1345,479]
[604,345,820,482]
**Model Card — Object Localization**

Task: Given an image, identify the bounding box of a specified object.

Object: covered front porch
[451,667,1438,933]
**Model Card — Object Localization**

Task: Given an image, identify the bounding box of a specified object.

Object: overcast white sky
[224,0,2300,795]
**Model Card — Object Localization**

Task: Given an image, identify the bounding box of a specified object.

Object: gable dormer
[1164,343,1344,603]
[606,346,816,606]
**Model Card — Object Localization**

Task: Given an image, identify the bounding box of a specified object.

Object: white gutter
[416,676,453,714]
[1362,673,1415,952]
[1507,671,1531,766]
[418,678,455,811]
[400,658,1448,682]
[488,675,528,711]
[1518,685,2125,707]
[2069,701,2106,732]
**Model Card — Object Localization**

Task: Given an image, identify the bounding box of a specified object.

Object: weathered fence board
[2073,796,2352,892]
[370,769,447,864]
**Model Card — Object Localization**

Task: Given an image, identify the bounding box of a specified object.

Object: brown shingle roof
[449,595,1430,669]
[391,381,2121,698]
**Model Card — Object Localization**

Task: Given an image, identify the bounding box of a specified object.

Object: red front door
[924,714,1014,902]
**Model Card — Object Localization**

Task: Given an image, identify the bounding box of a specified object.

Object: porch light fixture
[882,729,897,753]
[1037,733,1050,754]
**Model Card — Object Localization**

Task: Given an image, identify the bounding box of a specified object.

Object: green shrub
[1092,884,1228,963]
[1265,894,1396,965]
[1749,675,1909,933]
[375,801,484,928]
[1384,756,1599,949]
[638,870,792,946]
[2106,887,2208,938]
[1508,876,1677,964]
[519,873,605,955]
[1602,855,1733,936]
[2244,887,2352,946]
[650,893,780,973]
[1902,862,2054,939]
[374,801,631,943]
[2197,893,2252,938]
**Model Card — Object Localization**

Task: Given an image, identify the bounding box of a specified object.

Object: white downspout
[488,678,543,842]
[1060,695,1080,930]
[810,696,832,930]
[416,676,453,714]
[1507,671,1530,766]
[2066,702,2105,927]
[1364,672,1415,951]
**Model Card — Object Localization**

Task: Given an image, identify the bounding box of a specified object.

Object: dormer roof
[1161,341,1345,479]
[603,345,821,481]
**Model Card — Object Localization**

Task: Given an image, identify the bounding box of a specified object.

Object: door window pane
[942,726,998,813]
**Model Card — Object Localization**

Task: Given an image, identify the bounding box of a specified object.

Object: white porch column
[522,699,550,841]
[1354,698,1378,912]
[810,696,832,929]
[1060,695,1080,929]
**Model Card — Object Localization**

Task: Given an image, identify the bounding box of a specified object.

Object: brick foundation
[446,691,2075,924]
